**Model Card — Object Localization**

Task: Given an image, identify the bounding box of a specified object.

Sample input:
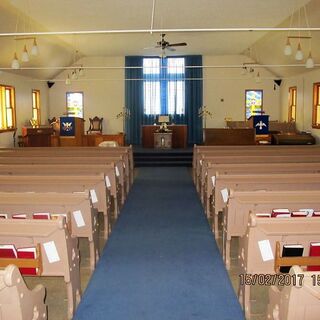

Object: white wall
[0,71,49,147]
[280,68,320,143]
[203,55,281,128]
[48,55,281,134]
[48,56,125,134]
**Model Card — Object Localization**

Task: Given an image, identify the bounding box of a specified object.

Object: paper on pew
[73,210,85,228]
[299,209,314,217]
[115,166,120,177]
[211,176,216,187]
[258,240,274,262]
[221,188,229,203]
[90,189,98,204]
[105,176,111,188]
[43,241,60,263]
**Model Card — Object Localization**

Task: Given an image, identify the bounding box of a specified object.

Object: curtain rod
[0,27,320,37]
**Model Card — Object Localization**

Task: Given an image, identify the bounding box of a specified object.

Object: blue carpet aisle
[74,167,244,320]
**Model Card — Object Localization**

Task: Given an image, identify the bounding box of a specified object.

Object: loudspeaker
[274,79,282,87]
[47,81,55,88]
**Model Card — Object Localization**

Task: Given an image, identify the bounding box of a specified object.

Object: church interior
[0,1,320,319]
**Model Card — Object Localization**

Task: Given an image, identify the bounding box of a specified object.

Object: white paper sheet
[73,210,85,228]
[258,240,274,262]
[211,176,216,187]
[43,241,60,263]
[90,189,98,203]
[105,176,111,188]
[115,166,120,177]
[221,188,229,203]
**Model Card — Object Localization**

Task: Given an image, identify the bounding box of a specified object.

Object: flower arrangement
[198,106,213,118]
[157,122,171,133]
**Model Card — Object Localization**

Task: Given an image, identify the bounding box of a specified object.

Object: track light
[65,74,71,85]
[78,67,84,76]
[255,72,261,83]
[71,70,78,80]
[11,52,20,69]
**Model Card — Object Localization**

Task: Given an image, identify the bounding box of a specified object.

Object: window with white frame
[143,57,185,115]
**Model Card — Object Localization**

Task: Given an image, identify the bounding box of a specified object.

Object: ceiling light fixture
[21,44,29,62]
[11,52,20,69]
[295,42,304,61]
[284,5,315,68]
[31,38,39,56]
[284,38,292,56]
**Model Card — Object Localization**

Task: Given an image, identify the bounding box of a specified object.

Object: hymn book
[280,244,304,273]
[307,242,320,271]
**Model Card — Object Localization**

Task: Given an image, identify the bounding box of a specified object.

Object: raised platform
[133,147,193,167]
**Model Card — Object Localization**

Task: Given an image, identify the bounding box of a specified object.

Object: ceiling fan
[155,33,187,51]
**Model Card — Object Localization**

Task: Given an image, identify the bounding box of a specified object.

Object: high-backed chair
[87,116,103,134]
[48,117,60,135]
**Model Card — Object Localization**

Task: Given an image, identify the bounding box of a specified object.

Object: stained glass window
[245,90,263,120]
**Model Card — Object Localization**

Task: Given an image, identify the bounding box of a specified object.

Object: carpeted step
[133,149,193,167]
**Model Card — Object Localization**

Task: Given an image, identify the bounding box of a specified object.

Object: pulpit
[59,117,85,146]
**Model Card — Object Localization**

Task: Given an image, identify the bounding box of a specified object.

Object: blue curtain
[125,56,144,145]
[125,55,203,145]
[185,55,203,144]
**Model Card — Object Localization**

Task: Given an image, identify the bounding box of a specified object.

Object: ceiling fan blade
[166,47,176,52]
[167,42,187,47]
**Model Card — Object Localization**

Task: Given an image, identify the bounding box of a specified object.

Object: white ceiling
[0,0,318,79]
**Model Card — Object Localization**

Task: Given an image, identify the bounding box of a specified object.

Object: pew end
[0,264,47,320]
[267,266,320,320]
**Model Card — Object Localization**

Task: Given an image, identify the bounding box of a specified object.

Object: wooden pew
[0,146,134,191]
[267,266,320,320]
[0,163,121,221]
[209,172,320,237]
[198,154,320,202]
[0,174,110,239]
[193,144,320,183]
[0,155,127,205]
[224,189,320,269]
[238,211,320,319]
[0,191,99,272]
[0,217,80,319]
[193,145,320,190]
[0,264,47,320]
[205,163,320,220]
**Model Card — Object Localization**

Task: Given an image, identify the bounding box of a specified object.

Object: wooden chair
[87,116,103,134]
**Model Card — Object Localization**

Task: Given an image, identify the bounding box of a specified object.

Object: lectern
[59,117,85,146]
[21,126,53,147]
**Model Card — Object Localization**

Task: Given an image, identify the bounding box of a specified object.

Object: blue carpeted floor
[74,167,244,320]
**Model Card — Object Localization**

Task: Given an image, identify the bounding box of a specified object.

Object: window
[143,57,185,115]
[66,92,84,118]
[245,90,263,120]
[0,85,16,130]
[288,87,297,122]
[32,89,41,125]
[312,83,320,128]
